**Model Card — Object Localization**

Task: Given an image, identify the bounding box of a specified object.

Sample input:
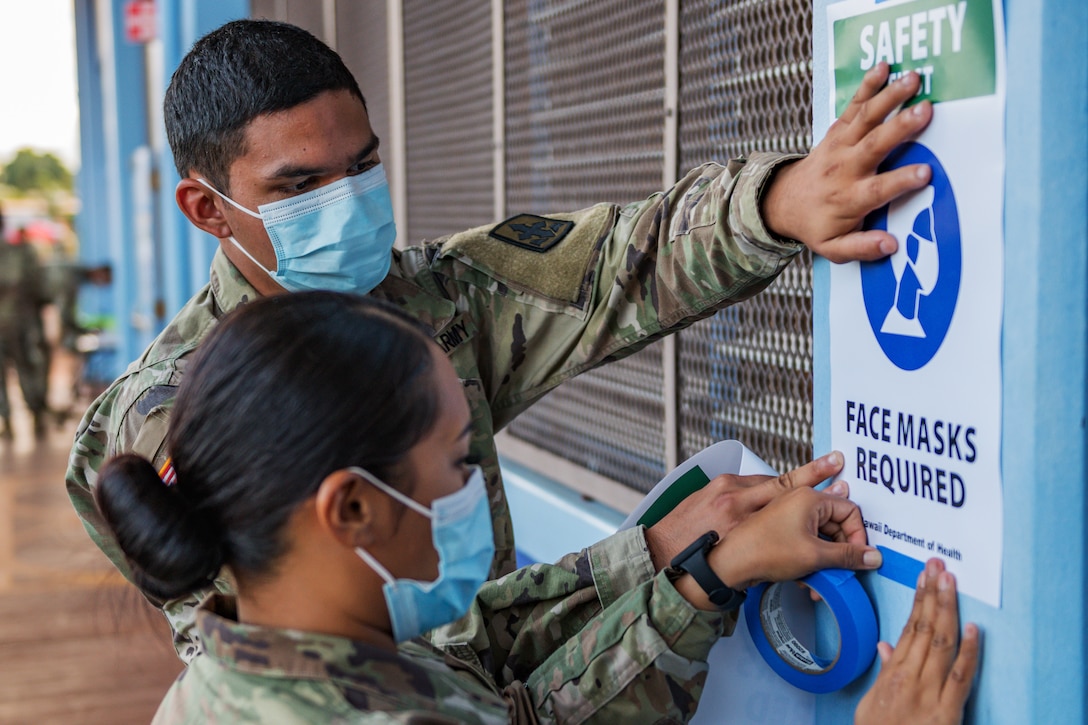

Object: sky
[0,0,80,170]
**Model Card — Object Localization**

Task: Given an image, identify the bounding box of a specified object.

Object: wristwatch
[668,531,747,611]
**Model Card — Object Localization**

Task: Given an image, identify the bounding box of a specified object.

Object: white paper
[826,0,1006,607]
[622,441,815,724]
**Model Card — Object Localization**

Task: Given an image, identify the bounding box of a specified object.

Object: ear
[176,177,234,240]
[314,470,390,550]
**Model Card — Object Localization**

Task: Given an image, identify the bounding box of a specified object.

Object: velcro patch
[489,214,574,253]
[440,203,615,306]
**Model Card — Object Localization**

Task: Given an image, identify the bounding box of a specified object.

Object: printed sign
[826,0,1006,607]
[831,0,997,115]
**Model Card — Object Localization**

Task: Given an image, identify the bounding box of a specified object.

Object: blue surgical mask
[352,465,495,643]
[198,164,396,294]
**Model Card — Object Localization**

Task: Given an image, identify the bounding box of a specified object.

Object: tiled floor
[0,351,182,724]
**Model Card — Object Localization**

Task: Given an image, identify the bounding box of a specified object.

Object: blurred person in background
[40,253,113,419]
[0,212,50,439]
[48,262,112,354]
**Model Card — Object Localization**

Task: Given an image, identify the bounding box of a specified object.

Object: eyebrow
[268,134,381,181]
[458,421,473,440]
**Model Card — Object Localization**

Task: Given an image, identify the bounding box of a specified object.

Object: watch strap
[669,531,747,611]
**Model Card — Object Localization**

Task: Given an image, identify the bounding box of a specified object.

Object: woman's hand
[647,451,850,571]
[855,559,980,725]
[708,485,881,591]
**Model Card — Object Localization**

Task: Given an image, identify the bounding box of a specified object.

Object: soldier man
[67,19,933,662]
[0,216,49,439]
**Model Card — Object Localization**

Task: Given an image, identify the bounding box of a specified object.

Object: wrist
[761,158,805,243]
[644,523,679,572]
[670,570,714,611]
[706,535,752,591]
[667,531,747,612]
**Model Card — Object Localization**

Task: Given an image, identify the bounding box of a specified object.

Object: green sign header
[833,0,996,117]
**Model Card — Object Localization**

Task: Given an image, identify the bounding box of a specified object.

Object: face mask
[198,164,396,294]
[351,465,495,643]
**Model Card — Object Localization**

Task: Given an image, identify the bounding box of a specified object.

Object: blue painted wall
[81,0,151,373]
[155,0,249,319]
[74,0,248,379]
[73,1,113,335]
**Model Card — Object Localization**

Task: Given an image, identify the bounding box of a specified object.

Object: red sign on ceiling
[124,0,156,44]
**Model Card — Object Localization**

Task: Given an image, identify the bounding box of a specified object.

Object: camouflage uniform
[152,527,726,724]
[66,154,803,661]
[0,241,48,433]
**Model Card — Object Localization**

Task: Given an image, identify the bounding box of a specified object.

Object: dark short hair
[95,292,439,601]
[164,19,366,192]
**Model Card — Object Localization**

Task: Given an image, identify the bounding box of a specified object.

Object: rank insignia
[488,214,574,253]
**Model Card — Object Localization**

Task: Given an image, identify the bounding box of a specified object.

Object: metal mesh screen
[502,0,669,490]
[402,0,495,243]
[336,2,390,160]
[676,0,815,474]
[392,1,817,489]
[503,0,666,211]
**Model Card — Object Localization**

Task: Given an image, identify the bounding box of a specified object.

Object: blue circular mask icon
[860,142,960,371]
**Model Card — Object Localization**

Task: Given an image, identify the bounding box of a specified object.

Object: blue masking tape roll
[744,568,878,694]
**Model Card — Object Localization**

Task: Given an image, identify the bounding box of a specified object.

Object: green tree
[1,148,73,193]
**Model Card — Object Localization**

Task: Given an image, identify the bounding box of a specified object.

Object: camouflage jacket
[152,527,725,724]
[66,153,803,661]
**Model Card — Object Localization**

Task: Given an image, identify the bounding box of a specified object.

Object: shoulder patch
[134,385,176,416]
[440,204,616,307]
[488,214,574,253]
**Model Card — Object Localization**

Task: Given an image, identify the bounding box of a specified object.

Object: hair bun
[95,454,224,602]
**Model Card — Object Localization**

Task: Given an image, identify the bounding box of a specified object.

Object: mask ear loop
[347,466,433,519]
[348,466,433,586]
[195,178,279,278]
[226,236,276,278]
[355,545,397,585]
[195,178,263,219]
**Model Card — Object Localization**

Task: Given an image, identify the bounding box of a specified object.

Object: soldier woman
[94,292,976,723]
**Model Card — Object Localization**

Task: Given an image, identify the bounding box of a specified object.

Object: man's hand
[855,559,980,725]
[645,451,848,570]
[763,62,934,263]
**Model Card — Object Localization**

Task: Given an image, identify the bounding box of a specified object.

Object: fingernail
[863,549,882,568]
[828,481,847,496]
[879,238,897,255]
[938,571,954,592]
[912,102,926,116]
[916,570,926,590]
[898,71,917,86]
[822,451,843,468]
[916,165,929,180]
